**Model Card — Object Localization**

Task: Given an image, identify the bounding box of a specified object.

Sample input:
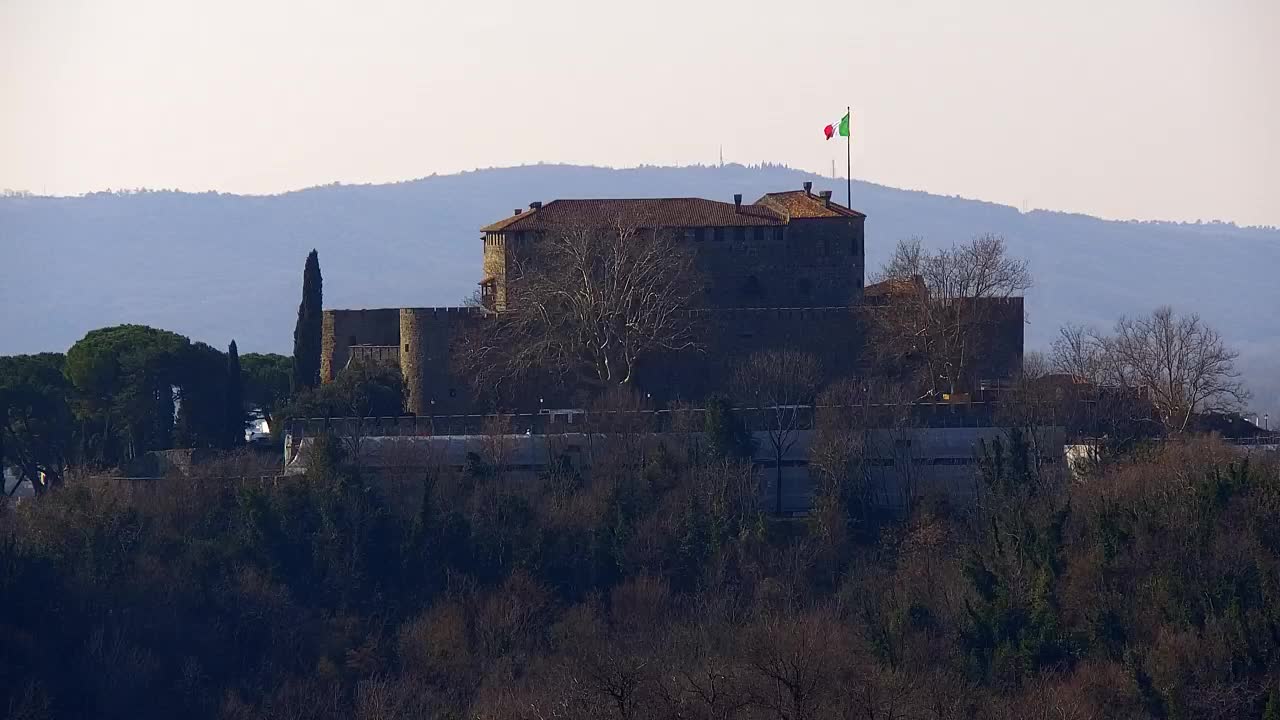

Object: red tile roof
[481,198,786,233]
[864,275,928,299]
[755,190,867,219]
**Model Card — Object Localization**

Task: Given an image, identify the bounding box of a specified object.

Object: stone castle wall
[964,297,1025,384]
[399,307,487,415]
[691,216,865,308]
[320,308,402,382]
[320,299,1022,415]
[483,215,865,313]
[481,233,508,310]
[636,307,869,404]
[315,197,1025,417]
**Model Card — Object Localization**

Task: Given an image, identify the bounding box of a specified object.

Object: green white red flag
[823,111,850,140]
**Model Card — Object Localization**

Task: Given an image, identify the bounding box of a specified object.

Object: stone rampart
[321,308,402,382]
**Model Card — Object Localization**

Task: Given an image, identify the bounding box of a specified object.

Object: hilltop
[1,163,1276,413]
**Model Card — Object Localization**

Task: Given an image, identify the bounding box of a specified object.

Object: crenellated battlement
[399,306,489,317]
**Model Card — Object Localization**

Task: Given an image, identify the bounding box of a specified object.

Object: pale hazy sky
[2,0,1277,225]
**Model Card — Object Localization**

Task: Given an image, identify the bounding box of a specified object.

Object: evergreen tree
[703,394,755,461]
[292,249,323,392]
[226,340,244,448]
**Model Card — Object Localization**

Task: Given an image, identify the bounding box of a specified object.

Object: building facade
[319,182,1021,415]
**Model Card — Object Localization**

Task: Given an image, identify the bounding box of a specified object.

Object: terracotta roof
[755,190,866,219]
[864,275,928,299]
[481,198,786,233]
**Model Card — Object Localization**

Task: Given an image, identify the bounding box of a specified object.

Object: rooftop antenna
[719,145,723,168]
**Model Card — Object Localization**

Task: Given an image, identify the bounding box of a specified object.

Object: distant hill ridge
[2,163,1276,414]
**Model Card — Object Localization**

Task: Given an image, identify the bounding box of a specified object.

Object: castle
[319,182,1023,415]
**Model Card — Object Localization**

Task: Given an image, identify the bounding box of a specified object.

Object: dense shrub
[2,436,1278,719]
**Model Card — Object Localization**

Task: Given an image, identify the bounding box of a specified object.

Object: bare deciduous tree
[734,350,822,515]
[1100,306,1248,434]
[461,222,700,395]
[1051,323,1106,384]
[872,234,1031,397]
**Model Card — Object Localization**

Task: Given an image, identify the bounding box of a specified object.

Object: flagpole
[846,105,851,209]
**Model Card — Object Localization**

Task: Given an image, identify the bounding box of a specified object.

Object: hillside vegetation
[3,434,1279,718]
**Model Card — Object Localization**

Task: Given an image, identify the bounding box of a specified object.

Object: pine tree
[226,340,244,448]
[292,249,323,392]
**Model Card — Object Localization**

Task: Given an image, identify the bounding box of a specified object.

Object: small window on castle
[753,227,764,242]
[822,238,831,256]
[735,227,746,242]
[404,344,409,352]
[714,227,724,241]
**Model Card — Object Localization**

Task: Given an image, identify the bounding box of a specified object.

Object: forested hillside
[4,431,1279,718]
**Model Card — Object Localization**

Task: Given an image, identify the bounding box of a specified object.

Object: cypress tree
[226,340,244,448]
[292,249,323,392]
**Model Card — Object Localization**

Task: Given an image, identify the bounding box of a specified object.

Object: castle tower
[399,307,485,416]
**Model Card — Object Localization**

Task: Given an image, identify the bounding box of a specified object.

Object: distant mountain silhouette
[2,163,1276,415]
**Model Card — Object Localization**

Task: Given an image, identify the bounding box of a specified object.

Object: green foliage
[292,249,323,393]
[963,429,1076,687]
[702,393,755,461]
[174,341,231,449]
[280,360,405,419]
[65,324,193,462]
[7,326,251,471]
[1264,689,1280,720]
[0,353,73,492]
[225,340,244,448]
[240,352,291,421]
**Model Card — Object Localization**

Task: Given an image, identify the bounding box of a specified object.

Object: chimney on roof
[530,201,542,210]
[819,190,832,208]
[803,181,813,195]
[733,193,742,210]
[514,208,522,215]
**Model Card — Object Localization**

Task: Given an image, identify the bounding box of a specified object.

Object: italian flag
[823,111,850,140]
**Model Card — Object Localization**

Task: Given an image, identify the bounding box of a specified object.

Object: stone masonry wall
[399,307,487,415]
[691,216,864,308]
[964,297,1025,384]
[482,233,507,310]
[322,298,1021,416]
[320,308,402,382]
[486,216,864,314]
[635,307,870,405]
